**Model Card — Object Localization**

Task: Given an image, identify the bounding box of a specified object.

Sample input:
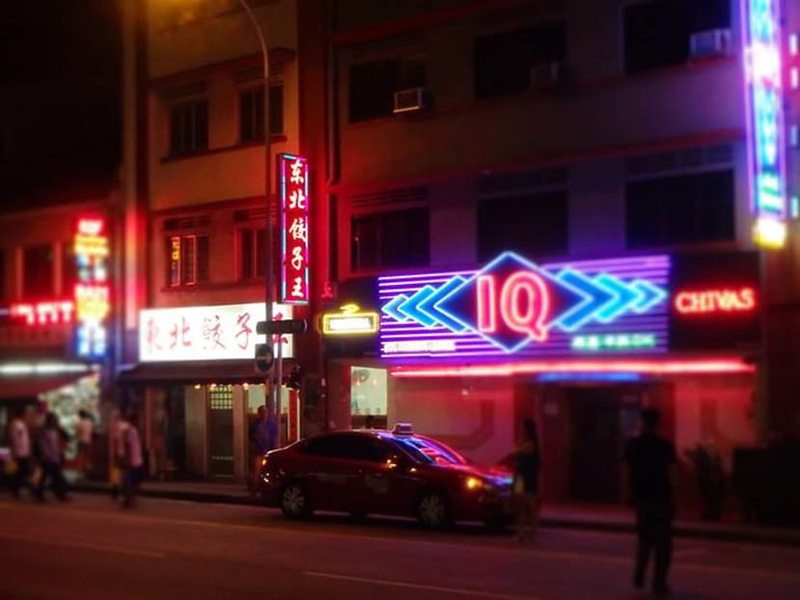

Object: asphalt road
[1,492,799,600]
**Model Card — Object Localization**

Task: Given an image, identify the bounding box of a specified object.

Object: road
[1,493,799,600]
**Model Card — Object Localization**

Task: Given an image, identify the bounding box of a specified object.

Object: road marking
[304,571,541,600]
[0,532,166,559]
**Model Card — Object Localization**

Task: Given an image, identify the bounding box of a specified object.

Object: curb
[71,483,800,548]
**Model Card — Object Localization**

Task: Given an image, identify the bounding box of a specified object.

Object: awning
[116,360,288,386]
[0,375,86,401]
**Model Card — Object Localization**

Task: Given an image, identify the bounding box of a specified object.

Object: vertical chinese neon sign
[74,218,110,358]
[743,0,788,248]
[278,153,310,304]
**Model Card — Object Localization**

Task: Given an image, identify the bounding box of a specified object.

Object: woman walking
[513,419,541,543]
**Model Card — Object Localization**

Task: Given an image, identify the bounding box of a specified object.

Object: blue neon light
[536,372,643,383]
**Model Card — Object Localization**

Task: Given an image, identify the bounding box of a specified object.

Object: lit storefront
[325,250,762,504]
[121,301,298,480]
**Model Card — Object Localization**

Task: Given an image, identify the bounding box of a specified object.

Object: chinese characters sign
[379,252,670,359]
[74,218,110,358]
[139,302,294,362]
[279,153,309,304]
[743,0,788,247]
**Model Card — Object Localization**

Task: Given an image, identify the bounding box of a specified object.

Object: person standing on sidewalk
[35,413,70,501]
[8,406,35,499]
[112,410,144,507]
[249,405,276,493]
[625,408,677,597]
[76,409,94,476]
[512,418,542,543]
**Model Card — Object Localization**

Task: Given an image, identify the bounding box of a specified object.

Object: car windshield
[390,435,469,465]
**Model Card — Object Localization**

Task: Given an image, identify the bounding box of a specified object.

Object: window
[349,56,427,122]
[626,170,735,249]
[302,434,391,462]
[167,234,209,287]
[351,208,429,271]
[474,22,566,99]
[477,190,568,261]
[23,244,54,299]
[239,86,284,143]
[624,0,730,74]
[169,99,208,156]
[237,228,266,280]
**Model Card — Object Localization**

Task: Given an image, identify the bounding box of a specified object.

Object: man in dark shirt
[624,408,677,596]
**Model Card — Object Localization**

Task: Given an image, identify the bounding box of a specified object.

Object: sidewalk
[72,478,800,547]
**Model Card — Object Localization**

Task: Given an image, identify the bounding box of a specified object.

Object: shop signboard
[378,251,761,359]
[74,217,110,358]
[278,153,310,304]
[742,0,788,248]
[139,302,294,362]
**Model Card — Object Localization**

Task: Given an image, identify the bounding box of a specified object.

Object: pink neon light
[390,359,755,378]
[675,287,757,315]
[477,275,497,333]
[500,271,550,341]
[10,301,75,325]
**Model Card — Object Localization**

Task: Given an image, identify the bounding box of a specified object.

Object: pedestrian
[249,405,277,493]
[35,413,70,501]
[512,418,541,543]
[364,415,375,430]
[76,409,94,476]
[112,409,144,507]
[625,408,677,596]
[8,406,36,500]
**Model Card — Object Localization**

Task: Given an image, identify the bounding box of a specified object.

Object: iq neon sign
[743,0,788,248]
[379,252,670,358]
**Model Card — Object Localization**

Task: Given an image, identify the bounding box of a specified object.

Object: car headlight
[465,476,485,491]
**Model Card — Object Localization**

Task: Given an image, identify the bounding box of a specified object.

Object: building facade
[315,0,800,506]
[120,0,321,481]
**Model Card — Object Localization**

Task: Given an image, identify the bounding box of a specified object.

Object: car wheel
[416,490,451,528]
[280,482,311,519]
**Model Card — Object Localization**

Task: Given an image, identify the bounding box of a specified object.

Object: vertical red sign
[278,153,309,305]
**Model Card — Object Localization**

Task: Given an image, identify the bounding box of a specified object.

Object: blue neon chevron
[553,268,616,331]
[595,273,639,323]
[382,294,409,322]
[632,279,667,313]
[397,285,437,327]
[420,276,468,332]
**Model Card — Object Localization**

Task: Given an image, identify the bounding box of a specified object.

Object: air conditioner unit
[393,87,432,114]
[530,62,567,90]
[690,29,732,59]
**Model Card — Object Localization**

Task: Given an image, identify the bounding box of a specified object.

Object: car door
[300,434,363,511]
[354,437,423,517]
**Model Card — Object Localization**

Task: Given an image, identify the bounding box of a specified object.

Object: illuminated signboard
[279,153,310,304]
[674,287,756,315]
[139,302,294,362]
[74,218,110,358]
[742,0,788,247]
[379,252,669,358]
[322,304,379,336]
[10,301,75,325]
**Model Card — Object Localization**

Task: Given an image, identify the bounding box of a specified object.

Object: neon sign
[279,153,310,304]
[743,0,788,248]
[322,304,379,336]
[674,287,757,314]
[571,333,656,352]
[10,301,75,325]
[74,218,110,358]
[379,252,669,358]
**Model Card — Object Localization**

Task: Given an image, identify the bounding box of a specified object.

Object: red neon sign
[674,287,757,315]
[10,301,75,325]
[279,154,309,304]
[477,271,551,342]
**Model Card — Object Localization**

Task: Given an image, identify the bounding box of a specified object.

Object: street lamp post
[237,0,280,443]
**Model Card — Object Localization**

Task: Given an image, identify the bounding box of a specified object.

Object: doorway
[207,385,234,476]
[568,387,626,503]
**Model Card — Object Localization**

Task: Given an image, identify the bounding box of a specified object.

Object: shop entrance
[207,385,234,476]
[568,387,628,503]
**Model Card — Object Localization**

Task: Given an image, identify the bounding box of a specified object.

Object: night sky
[0,0,121,210]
